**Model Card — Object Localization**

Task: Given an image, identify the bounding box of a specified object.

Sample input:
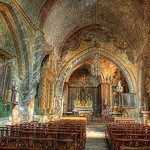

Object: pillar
[7,65,13,102]
[38,77,46,115]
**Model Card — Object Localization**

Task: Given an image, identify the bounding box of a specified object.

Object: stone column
[7,65,13,102]
[50,82,55,114]
[3,64,8,101]
[38,77,46,115]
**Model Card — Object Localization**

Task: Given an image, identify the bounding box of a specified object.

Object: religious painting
[121,93,136,107]
[111,86,119,105]
[69,66,99,87]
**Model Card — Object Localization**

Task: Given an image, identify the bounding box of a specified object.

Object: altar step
[87,122,106,129]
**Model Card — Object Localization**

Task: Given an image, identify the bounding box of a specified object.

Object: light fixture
[90,53,102,78]
[116,80,123,93]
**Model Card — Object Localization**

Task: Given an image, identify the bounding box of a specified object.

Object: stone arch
[40,51,51,67]
[0,3,24,79]
[56,50,135,106]
[65,61,104,84]
[0,2,31,93]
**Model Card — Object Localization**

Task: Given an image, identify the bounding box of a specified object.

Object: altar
[73,108,93,120]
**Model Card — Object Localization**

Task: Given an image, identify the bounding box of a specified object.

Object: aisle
[85,123,108,150]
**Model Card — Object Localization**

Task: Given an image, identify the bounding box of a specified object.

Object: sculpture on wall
[11,84,18,102]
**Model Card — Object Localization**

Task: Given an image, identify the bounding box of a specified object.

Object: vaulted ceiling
[13,0,150,60]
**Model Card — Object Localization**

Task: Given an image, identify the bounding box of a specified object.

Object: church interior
[0,0,150,149]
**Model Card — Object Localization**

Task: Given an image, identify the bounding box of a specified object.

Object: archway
[55,49,136,117]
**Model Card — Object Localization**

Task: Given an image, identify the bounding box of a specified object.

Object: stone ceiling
[42,0,150,60]
[15,0,150,61]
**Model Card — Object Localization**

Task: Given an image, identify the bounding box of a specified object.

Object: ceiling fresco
[68,64,99,87]
[43,0,149,60]
[60,25,134,62]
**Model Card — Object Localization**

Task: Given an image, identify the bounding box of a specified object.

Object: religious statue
[81,99,86,106]
[103,97,108,109]
[11,84,18,102]
[113,103,118,113]
[145,67,150,94]
[143,97,148,111]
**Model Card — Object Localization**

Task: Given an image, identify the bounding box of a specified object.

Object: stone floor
[85,123,108,150]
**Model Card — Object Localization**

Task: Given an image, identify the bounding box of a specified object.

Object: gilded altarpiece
[38,56,56,116]
[68,87,99,113]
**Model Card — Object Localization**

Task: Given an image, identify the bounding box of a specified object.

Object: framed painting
[121,93,136,107]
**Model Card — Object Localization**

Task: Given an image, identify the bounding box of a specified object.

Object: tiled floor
[85,123,108,150]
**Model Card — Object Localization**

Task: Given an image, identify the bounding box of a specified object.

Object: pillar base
[141,111,150,125]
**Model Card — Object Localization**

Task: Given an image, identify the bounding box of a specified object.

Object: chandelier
[116,80,123,93]
[90,53,102,78]
[68,0,97,9]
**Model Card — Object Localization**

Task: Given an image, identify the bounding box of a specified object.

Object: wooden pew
[105,124,150,150]
[0,120,87,150]
[0,136,73,150]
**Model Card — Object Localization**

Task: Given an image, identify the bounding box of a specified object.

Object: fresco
[0,15,15,55]
[68,66,99,87]
[60,25,134,62]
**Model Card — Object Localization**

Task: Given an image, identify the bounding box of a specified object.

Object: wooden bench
[120,146,150,150]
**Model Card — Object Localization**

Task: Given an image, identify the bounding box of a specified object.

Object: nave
[0,117,150,150]
[0,0,150,149]
[85,123,107,150]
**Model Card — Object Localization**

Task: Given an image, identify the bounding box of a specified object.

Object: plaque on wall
[121,93,136,107]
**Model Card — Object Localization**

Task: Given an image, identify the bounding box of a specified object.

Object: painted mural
[68,66,99,87]
[60,25,134,62]
[0,14,15,55]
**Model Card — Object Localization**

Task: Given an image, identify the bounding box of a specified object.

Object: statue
[11,84,18,102]
[81,99,86,106]
[103,97,108,109]
[104,98,108,105]
[113,103,118,113]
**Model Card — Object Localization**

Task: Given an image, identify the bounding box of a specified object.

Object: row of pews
[0,119,87,150]
[106,123,150,150]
